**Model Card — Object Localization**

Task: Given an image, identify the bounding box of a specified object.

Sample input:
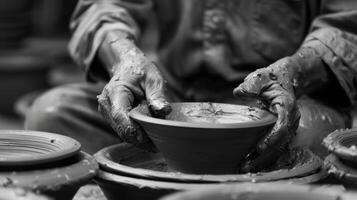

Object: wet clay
[0,130,81,166]
[325,154,357,190]
[95,144,324,183]
[323,129,357,167]
[0,151,98,200]
[166,102,260,124]
[160,183,356,200]
[130,102,277,174]
[95,168,328,200]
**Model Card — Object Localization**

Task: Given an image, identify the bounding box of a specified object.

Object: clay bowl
[160,183,357,200]
[323,129,357,167]
[0,130,81,166]
[0,187,51,200]
[324,154,357,190]
[0,151,98,200]
[0,53,50,115]
[129,102,276,174]
[95,143,326,183]
[95,168,328,200]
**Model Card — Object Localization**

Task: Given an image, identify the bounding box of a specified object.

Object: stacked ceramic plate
[0,130,98,200]
[160,183,357,200]
[323,129,357,189]
[94,102,329,200]
[94,143,327,200]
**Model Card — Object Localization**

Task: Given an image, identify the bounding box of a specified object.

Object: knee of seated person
[24,87,72,133]
[292,97,348,157]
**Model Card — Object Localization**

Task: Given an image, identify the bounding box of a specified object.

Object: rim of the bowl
[323,129,357,158]
[0,151,98,189]
[129,102,277,129]
[94,143,322,183]
[95,169,326,191]
[159,182,357,200]
[0,130,81,166]
[325,154,357,180]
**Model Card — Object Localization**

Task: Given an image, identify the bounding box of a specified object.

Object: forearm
[98,30,145,77]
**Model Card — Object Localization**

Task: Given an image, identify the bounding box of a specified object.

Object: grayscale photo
[0,0,356,199]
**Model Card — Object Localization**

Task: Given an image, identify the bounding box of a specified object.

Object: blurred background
[0,0,84,129]
[0,3,117,199]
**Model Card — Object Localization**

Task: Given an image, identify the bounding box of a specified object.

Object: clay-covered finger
[233,69,273,97]
[257,96,298,153]
[240,147,282,173]
[144,68,172,117]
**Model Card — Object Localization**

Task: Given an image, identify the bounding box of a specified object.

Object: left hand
[233,57,301,173]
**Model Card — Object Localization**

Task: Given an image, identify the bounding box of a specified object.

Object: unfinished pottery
[95,143,325,183]
[160,183,357,200]
[323,129,357,167]
[0,187,51,200]
[0,130,81,166]
[95,167,327,200]
[0,151,98,200]
[129,102,276,174]
[325,154,357,190]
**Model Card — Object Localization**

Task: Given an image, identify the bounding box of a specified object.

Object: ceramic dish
[0,151,98,200]
[95,143,323,183]
[130,102,277,174]
[323,129,357,167]
[324,154,357,189]
[160,183,357,200]
[95,168,327,200]
[0,130,81,166]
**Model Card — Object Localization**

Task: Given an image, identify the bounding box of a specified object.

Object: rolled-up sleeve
[301,0,357,105]
[68,0,154,81]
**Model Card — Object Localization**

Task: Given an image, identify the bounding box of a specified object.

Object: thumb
[144,70,171,117]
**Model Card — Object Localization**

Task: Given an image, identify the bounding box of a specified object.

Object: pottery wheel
[95,144,324,183]
[0,130,81,166]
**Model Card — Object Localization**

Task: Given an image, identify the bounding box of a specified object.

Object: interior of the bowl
[339,135,357,152]
[167,102,263,123]
[131,102,276,128]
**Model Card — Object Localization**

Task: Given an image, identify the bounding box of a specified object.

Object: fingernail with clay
[149,99,172,117]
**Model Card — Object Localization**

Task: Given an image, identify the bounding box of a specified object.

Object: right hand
[97,50,171,151]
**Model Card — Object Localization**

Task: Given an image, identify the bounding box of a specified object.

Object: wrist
[290,47,329,97]
[99,30,143,77]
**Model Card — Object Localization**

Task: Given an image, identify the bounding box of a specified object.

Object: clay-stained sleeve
[68,0,154,81]
[300,0,357,106]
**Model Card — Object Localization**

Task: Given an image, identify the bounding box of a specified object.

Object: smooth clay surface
[160,183,357,200]
[130,102,277,174]
[0,151,98,200]
[0,130,81,166]
[95,143,325,183]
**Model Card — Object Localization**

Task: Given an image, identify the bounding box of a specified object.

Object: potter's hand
[97,48,171,152]
[233,57,301,173]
